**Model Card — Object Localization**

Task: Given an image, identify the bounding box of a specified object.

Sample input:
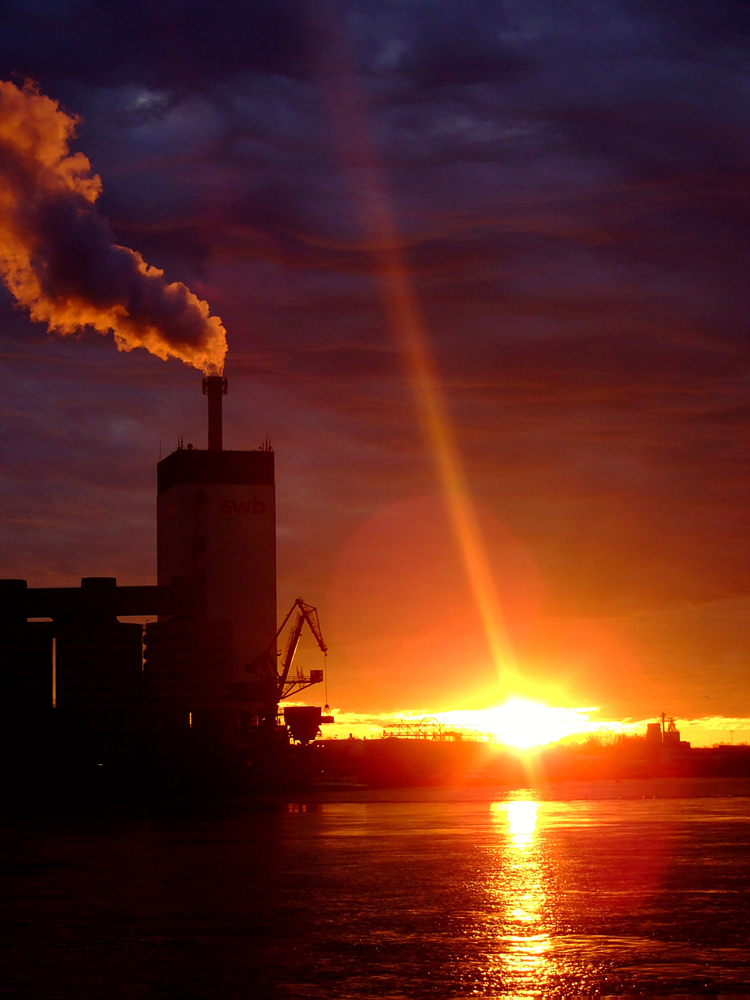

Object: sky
[0,0,747,741]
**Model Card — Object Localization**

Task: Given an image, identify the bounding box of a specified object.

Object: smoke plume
[0,80,227,373]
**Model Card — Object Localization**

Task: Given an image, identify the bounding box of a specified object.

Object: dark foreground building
[0,378,326,799]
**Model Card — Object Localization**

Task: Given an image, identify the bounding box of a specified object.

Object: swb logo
[219,497,266,515]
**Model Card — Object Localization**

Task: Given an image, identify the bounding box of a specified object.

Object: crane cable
[323,650,329,713]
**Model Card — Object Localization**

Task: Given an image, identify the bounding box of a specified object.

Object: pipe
[202,375,228,450]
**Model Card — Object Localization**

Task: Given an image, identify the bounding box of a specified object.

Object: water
[4,779,750,997]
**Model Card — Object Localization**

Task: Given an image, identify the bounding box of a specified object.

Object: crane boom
[276,598,328,700]
[242,597,328,728]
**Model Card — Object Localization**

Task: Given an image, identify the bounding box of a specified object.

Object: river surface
[4,778,750,997]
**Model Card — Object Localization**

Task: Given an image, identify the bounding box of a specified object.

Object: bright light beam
[313,6,518,686]
[376,259,519,684]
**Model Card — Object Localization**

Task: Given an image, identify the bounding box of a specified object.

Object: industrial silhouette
[0,378,330,796]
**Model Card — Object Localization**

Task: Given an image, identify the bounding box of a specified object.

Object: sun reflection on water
[486,796,555,994]
[505,799,538,851]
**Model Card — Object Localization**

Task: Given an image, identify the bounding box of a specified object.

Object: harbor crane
[245,598,329,733]
[275,598,328,701]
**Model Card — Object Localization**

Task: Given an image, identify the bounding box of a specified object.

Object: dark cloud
[0,0,315,88]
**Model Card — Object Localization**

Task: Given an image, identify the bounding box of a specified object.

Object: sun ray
[312,6,518,688]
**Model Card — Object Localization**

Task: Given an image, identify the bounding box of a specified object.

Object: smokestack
[202,375,228,450]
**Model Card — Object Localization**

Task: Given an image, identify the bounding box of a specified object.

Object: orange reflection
[488,796,555,992]
[506,799,539,851]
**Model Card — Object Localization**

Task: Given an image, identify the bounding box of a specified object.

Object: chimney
[202,375,228,450]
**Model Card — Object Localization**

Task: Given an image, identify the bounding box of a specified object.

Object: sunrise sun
[438,698,596,749]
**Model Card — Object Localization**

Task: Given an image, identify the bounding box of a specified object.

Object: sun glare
[504,799,539,850]
[439,697,599,749]
[329,697,642,745]
[485,698,585,749]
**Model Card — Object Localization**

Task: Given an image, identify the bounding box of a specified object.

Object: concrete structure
[0,576,154,730]
[1,377,283,743]
[0,579,53,717]
[152,377,277,725]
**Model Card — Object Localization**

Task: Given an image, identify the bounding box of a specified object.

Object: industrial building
[0,377,328,786]
[149,374,279,734]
